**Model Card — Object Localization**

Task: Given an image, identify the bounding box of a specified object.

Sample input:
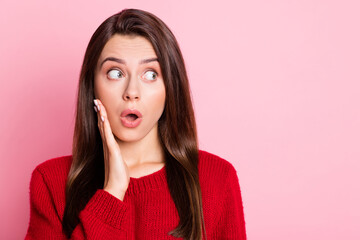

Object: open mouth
[120,109,142,128]
[125,113,139,121]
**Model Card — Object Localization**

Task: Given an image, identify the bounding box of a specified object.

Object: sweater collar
[125,165,167,196]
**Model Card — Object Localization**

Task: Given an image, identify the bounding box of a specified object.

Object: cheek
[151,86,166,112]
[143,85,166,119]
[94,76,121,116]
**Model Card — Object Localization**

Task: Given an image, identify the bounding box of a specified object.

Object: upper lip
[120,109,143,118]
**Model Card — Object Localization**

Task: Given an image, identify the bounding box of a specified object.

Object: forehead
[99,34,157,60]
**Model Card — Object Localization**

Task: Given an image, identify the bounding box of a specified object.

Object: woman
[25,8,247,240]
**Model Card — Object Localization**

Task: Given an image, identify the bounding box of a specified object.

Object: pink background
[1,0,359,239]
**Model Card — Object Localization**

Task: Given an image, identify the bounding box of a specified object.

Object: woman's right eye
[107,69,123,79]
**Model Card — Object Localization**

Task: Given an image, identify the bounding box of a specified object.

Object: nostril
[124,95,139,100]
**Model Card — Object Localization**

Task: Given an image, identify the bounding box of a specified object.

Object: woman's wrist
[104,187,126,201]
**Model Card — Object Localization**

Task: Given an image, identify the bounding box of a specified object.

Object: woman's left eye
[143,70,158,81]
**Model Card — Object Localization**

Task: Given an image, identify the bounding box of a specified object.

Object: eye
[107,69,124,80]
[143,70,158,81]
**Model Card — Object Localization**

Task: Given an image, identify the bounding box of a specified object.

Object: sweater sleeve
[214,164,247,239]
[25,168,129,239]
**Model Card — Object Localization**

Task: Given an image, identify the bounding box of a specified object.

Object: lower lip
[120,117,142,128]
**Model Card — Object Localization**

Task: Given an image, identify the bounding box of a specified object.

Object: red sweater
[25,150,247,239]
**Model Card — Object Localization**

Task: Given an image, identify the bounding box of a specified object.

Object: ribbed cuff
[83,189,129,230]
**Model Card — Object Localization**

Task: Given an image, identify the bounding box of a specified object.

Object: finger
[96,100,120,155]
[95,99,106,142]
[94,99,109,165]
[95,100,117,188]
[94,99,110,185]
[94,99,105,142]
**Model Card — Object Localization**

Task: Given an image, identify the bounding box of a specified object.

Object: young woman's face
[94,34,166,142]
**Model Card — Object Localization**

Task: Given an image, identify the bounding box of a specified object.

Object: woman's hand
[94,99,130,201]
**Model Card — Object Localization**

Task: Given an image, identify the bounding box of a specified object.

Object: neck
[115,125,165,168]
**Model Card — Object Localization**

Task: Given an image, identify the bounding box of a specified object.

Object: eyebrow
[100,57,159,67]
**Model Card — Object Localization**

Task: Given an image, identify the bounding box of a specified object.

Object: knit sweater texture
[25,150,247,239]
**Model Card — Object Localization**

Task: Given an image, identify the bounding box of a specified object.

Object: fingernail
[93,99,98,106]
[94,106,97,112]
[101,116,104,122]
[97,105,101,111]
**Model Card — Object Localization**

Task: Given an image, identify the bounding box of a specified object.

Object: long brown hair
[62,8,206,239]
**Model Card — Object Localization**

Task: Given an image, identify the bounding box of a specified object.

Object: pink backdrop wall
[1,0,359,239]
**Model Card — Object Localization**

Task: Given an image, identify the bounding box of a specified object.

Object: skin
[93,34,166,200]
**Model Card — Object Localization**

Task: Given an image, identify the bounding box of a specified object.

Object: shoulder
[30,155,73,194]
[33,155,73,178]
[198,149,237,173]
[29,155,72,220]
[198,149,238,184]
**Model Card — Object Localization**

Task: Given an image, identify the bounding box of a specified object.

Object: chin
[114,133,143,143]
[113,127,149,143]
[111,121,158,143]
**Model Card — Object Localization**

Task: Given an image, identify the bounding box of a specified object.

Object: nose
[123,73,140,101]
